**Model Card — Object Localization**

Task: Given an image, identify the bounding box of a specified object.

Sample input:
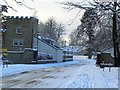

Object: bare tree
[1,0,34,12]
[80,8,98,59]
[55,23,65,44]
[69,29,78,46]
[61,0,120,66]
[38,17,66,45]
[0,0,35,31]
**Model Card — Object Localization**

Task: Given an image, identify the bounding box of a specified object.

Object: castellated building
[2,16,39,63]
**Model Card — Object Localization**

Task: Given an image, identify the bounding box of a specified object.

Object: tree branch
[60,2,94,10]
[13,0,34,10]
[3,0,17,12]
[3,0,34,12]
[68,10,82,25]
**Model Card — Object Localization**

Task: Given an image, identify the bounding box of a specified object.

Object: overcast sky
[1,0,92,42]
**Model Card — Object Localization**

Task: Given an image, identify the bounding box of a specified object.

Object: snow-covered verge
[66,55,118,88]
[66,60,118,88]
[1,60,80,77]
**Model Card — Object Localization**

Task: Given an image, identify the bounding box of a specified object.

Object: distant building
[2,16,38,63]
[63,46,87,55]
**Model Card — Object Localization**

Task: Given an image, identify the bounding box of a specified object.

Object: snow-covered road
[67,61,118,88]
[1,55,118,88]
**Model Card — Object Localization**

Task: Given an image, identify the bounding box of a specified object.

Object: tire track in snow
[67,64,109,88]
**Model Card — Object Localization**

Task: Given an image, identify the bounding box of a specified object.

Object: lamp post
[36,31,39,63]
[63,41,67,62]
[37,31,39,51]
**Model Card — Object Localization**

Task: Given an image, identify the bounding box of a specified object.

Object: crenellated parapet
[6,16,38,24]
[7,16,37,19]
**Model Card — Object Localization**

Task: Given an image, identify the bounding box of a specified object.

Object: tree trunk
[112,11,120,67]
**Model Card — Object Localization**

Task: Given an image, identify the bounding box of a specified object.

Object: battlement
[7,16,38,20]
[6,16,38,24]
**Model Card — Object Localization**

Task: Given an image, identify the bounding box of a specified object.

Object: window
[13,40,18,46]
[16,27,22,34]
[13,39,24,46]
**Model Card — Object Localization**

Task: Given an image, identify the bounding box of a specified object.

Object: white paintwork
[33,37,63,62]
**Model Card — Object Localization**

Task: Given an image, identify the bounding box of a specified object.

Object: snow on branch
[3,0,17,12]
[13,0,34,10]
[3,0,34,12]
[60,2,95,11]
[61,0,120,13]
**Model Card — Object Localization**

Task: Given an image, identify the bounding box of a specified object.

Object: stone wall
[6,48,34,64]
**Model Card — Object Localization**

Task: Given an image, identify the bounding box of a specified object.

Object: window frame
[16,27,22,35]
[13,39,24,46]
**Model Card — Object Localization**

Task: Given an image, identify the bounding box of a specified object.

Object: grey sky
[1,0,90,41]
